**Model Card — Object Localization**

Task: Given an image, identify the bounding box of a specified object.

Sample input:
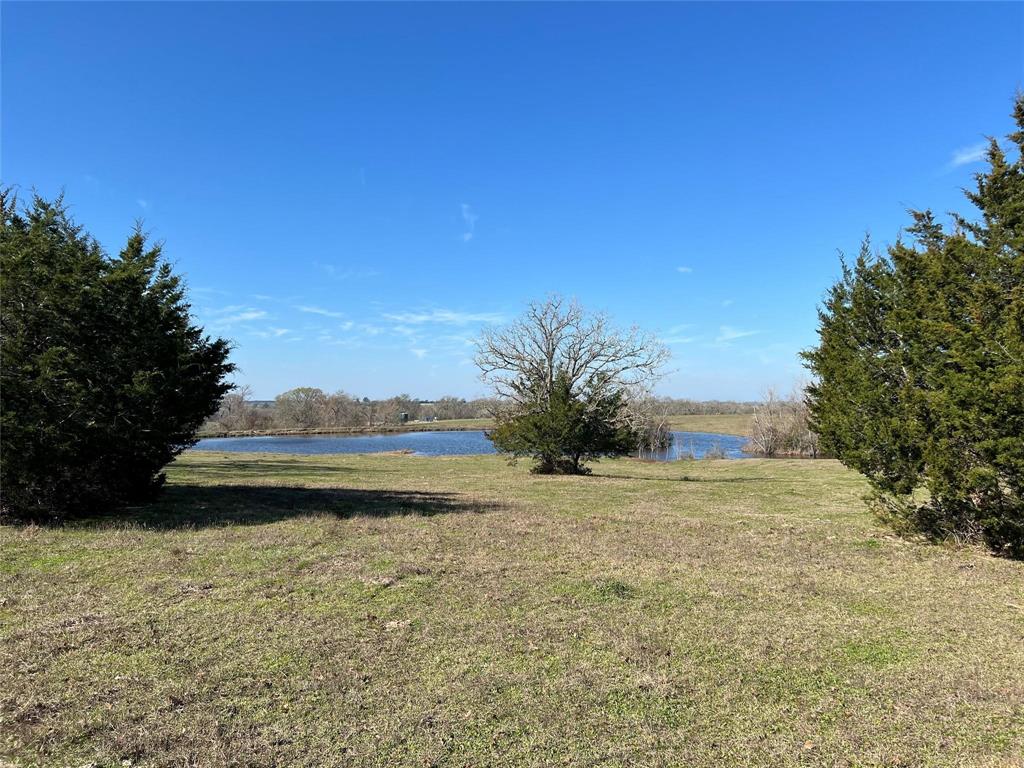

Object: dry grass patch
[2,452,1022,766]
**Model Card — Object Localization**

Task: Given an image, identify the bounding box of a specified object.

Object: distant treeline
[204,387,500,433]
[204,387,760,434]
[646,398,758,416]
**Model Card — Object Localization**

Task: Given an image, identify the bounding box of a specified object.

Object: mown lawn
[2,452,1022,767]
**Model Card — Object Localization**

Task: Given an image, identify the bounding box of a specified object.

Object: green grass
[666,413,753,436]
[3,452,1023,767]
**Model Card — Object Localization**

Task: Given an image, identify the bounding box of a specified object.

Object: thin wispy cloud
[715,325,761,344]
[461,203,478,242]
[316,263,380,281]
[223,310,268,324]
[676,266,693,274]
[721,298,735,307]
[950,141,988,168]
[295,305,345,319]
[209,307,268,326]
[664,334,696,345]
[136,198,149,209]
[383,309,504,325]
[410,348,428,359]
[251,327,291,339]
[436,333,477,348]
[662,323,696,345]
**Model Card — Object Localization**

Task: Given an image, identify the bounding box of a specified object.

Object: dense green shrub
[803,97,1024,558]
[1,192,234,520]
[489,372,635,474]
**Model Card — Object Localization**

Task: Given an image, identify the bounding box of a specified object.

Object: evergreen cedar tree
[803,95,1024,558]
[0,192,234,520]
[489,371,636,474]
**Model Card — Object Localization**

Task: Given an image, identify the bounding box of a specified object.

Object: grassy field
[666,413,752,436]
[3,452,1023,767]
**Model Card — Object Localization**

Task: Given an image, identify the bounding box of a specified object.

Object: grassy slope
[3,452,1022,767]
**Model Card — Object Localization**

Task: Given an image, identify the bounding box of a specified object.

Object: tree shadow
[59,484,502,530]
[171,459,399,478]
[589,473,764,484]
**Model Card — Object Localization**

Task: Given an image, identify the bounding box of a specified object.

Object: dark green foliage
[489,372,635,474]
[803,96,1024,558]
[1,192,234,520]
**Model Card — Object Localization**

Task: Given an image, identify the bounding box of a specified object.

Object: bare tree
[621,395,673,456]
[211,385,272,432]
[322,390,360,428]
[213,385,253,431]
[475,296,669,408]
[748,385,822,458]
[749,387,785,457]
[433,396,469,421]
[274,387,328,429]
[785,384,821,458]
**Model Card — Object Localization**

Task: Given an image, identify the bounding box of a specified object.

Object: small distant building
[398,412,409,424]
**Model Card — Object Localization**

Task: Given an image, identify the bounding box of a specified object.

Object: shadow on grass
[170,459,399,478]
[63,485,502,530]
[590,473,764,483]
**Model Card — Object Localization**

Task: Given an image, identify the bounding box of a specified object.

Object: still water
[193,430,748,460]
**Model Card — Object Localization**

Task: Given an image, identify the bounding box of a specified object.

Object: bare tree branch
[474,296,670,408]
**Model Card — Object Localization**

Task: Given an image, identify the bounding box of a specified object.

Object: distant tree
[322,390,360,427]
[214,385,253,431]
[747,385,820,458]
[0,191,234,520]
[783,390,820,458]
[274,387,327,428]
[620,396,672,456]
[382,394,420,424]
[212,385,272,432]
[749,387,786,457]
[476,296,669,473]
[434,396,470,421]
[803,96,1024,558]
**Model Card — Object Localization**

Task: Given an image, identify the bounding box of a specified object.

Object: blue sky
[4,2,1022,400]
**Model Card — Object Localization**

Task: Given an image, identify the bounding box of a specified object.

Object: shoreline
[196,414,756,441]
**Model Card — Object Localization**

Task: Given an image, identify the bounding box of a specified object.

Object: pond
[192,430,749,460]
